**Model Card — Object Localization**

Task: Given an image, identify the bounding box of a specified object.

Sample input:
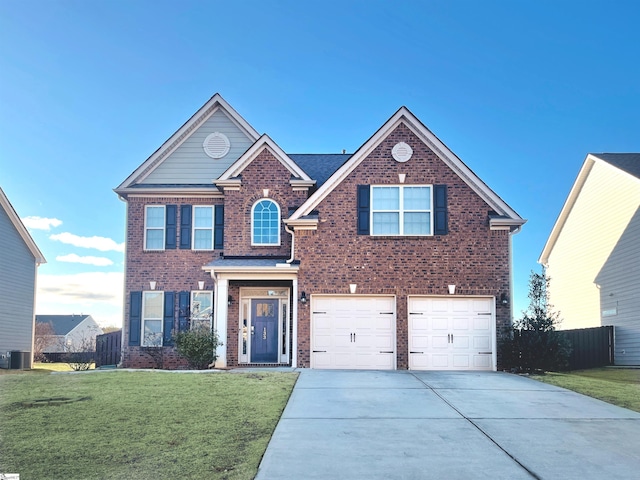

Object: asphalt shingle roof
[35,315,91,336]
[288,154,351,188]
[593,153,640,180]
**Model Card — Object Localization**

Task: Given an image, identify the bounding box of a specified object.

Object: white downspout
[284,223,298,368]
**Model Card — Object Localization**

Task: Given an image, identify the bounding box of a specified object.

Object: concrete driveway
[256,370,640,480]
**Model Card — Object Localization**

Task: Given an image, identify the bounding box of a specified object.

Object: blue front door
[251,299,279,363]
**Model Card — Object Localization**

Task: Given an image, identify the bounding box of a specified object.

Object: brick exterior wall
[121,127,513,370]
[294,124,512,369]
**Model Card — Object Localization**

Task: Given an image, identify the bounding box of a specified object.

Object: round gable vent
[203,132,230,159]
[392,142,413,162]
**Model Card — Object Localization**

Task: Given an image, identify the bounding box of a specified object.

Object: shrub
[174,327,221,369]
[500,269,572,373]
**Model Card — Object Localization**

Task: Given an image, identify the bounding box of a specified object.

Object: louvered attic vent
[203,132,230,159]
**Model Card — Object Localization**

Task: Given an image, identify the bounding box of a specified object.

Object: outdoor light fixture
[300,291,307,304]
[149,281,157,291]
[198,281,205,290]
[228,295,233,306]
[448,284,456,295]
[500,293,509,305]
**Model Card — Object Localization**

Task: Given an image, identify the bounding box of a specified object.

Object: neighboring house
[36,314,104,353]
[115,94,525,371]
[0,187,46,369]
[540,153,640,366]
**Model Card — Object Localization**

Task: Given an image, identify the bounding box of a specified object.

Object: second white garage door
[409,296,495,370]
[311,296,396,369]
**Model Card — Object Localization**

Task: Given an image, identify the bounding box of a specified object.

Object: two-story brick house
[115,94,525,370]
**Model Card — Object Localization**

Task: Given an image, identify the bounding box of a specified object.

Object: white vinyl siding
[371,185,432,235]
[144,206,165,250]
[547,162,640,336]
[142,109,255,184]
[0,205,38,356]
[193,206,214,250]
[142,291,164,346]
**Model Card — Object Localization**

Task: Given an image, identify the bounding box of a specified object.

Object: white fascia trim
[489,217,527,231]
[116,94,260,190]
[217,134,314,182]
[283,218,319,230]
[115,187,224,200]
[203,267,299,281]
[290,107,523,222]
[538,154,596,265]
[0,187,47,264]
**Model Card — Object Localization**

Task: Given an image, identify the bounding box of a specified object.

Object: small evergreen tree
[174,326,220,370]
[501,269,572,372]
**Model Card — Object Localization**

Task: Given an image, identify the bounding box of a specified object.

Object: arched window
[252,199,280,245]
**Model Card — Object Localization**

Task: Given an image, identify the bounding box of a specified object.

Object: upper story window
[371,185,432,235]
[145,206,166,250]
[142,291,164,346]
[252,199,280,245]
[193,206,214,250]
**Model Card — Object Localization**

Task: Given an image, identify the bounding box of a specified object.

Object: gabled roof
[215,134,314,186]
[0,187,46,264]
[539,153,640,265]
[36,314,94,336]
[288,106,525,228]
[592,153,640,179]
[115,93,260,196]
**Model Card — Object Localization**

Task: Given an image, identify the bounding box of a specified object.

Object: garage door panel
[409,296,495,371]
[311,296,396,370]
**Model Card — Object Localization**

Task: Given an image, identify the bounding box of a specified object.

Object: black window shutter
[129,291,142,346]
[357,185,370,235]
[178,291,190,332]
[165,205,177,249]
[163,292,175,346]
[180,205,192,249]
[214,205,224,249]
[434,184,448,235]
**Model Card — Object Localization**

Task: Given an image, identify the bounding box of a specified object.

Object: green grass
[532,367,640,412]
[0,370,298,479]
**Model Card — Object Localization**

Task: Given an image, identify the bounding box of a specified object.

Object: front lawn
[532,367,640,412]
[0,370,297,479]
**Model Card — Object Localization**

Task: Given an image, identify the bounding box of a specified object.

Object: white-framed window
[371,185,432,235]
[145,205,165,250]
[190,290,213,330]
[193,206,214,250]
[142,291,164,346]
[251,199,280,245]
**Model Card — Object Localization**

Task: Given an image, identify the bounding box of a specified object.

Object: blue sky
[1,0,638,327]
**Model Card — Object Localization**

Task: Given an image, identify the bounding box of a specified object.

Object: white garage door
[312,296,396,369]
[409,297,495,370]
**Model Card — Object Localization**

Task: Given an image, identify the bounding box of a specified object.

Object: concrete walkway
[256,370,640,480]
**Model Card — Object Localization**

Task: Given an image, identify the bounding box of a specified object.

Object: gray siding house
[540,154,640,366]
[0,187,46,368]
[36,314,103,353]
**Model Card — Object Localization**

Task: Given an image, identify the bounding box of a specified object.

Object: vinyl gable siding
[0,205,37,354]
[143,109,255,184]
[547,161,640,332]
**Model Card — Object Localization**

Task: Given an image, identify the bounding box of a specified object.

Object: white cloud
[50,232,125,252]
[21,216,63,230]
[56,254,114,267]
[36,271,124,328]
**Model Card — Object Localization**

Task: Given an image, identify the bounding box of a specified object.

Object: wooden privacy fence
[559,326,614,371]
[95,330,122,367]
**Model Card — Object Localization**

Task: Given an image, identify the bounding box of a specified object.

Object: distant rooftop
[36,314,92,335]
